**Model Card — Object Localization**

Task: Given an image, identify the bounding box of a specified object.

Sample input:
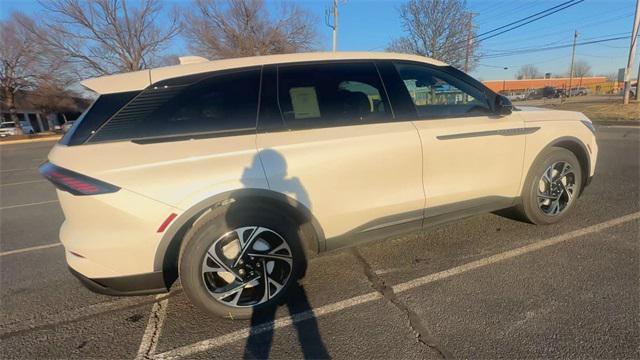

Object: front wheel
[516,147,582,225]
[179,205,305,319]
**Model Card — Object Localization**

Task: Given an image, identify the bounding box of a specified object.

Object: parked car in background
[0,121,35,137]
[499,91,526,102]
[570,87,588,96]
[41,52,598,319]
[543,86,558,98]
[526,89,543,100]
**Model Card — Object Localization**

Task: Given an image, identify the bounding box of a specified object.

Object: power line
[474,0,584,44]
[476,0,577,39]
[450,0,584,55]
[479,11,633,49]
[483,32,632,55]
[481,35,639,59]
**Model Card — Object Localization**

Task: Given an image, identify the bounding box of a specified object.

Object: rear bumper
[68,266,168,296]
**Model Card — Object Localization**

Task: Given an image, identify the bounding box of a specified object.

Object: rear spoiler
[80,69,151,95]
[80,56,211,95]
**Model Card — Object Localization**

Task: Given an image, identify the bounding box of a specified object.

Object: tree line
[516,61,594,80]
[1,0,478,133]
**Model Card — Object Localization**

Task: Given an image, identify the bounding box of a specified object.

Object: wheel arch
[529,136,591,191]
[155,188,326,289]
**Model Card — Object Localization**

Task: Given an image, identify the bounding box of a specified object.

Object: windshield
[0,122,16,129]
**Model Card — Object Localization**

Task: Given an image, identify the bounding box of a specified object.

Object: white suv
[41,52,597,319]
[0,121,35,136]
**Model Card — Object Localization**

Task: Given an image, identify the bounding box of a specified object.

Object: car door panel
[387,61,526,218]
[412,114,525,216]
[256,62,425,246]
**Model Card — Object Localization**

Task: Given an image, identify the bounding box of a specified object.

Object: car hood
[515,106,589,123]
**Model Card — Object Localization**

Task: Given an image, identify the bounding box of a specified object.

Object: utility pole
[567,30,578,100]
[636,59,640,100]
[623,0,640,104]
[325,0,341,52]
[464,13,477,73]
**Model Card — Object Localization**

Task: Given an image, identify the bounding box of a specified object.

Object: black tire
[179,203,306,319]
[516,147,582,225]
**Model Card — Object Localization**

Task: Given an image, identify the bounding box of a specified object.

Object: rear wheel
[517,147,582,224]
[179,205,305,319]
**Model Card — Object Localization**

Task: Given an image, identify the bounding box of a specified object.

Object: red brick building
[482,77,609,93]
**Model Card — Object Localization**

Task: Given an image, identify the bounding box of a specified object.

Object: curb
[592,120,640,126]
[0,136,62,145]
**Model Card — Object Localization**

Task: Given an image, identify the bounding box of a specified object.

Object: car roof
[81,52,448,95]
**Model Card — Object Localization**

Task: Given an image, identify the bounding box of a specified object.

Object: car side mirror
[495,95,513,115]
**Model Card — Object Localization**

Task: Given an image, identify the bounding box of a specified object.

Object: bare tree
[0,13,70,134]
[603,72,618,82]
[516,64,541,79]
[183,0,318,59]
[571,60,592,78]
[23,0,180,77]
[387,0,478,70]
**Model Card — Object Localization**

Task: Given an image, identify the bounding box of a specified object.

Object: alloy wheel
[201,226,293,308]
[537,161,577,216]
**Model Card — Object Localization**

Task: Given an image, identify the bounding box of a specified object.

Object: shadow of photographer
[231,149,329,359]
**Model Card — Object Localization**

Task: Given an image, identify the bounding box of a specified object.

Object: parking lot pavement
[0,125,638,359]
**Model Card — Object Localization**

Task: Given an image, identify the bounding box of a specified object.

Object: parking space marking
[0,199,58,210]
[0,293,179,338]
[0,167,38,173]
[0,243,62,257]
[136,295,170,360]
[152,211,640,359]
[1,179,47,187]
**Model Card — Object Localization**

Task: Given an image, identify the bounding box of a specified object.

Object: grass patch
[537,98,639,123]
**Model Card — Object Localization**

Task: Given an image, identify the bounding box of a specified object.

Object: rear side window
[88,69,260,143]
[61,91,139,146]
[277,62,393,130]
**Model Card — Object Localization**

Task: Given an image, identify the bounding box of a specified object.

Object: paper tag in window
[289,87,321,119]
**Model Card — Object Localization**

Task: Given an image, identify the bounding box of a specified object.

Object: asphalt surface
[0,126,638,359]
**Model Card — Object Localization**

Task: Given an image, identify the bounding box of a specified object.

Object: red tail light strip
[39,162,120,196]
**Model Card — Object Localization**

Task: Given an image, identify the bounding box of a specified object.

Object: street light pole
[623,0,640,104]
[567,30,578,99]
[325,0,340,52]
[636,58,640,100]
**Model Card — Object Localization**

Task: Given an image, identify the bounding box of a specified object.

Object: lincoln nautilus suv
[40,52,597,319]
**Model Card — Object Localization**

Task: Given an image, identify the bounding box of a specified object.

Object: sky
[1,0,637,81]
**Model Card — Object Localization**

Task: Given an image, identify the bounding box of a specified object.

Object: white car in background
[0,121,35,137]
[41,52,598,319]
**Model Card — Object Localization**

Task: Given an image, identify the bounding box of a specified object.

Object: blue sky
[1,0,637,80]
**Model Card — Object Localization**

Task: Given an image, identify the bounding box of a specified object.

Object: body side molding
[437,127,540,140]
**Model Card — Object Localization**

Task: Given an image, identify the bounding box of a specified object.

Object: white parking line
[152,211,640,359]
[0,167,37,173]
[136,295,170,360]
[1,179,47,187]
[0,199,59,210]
[0,243,62,257]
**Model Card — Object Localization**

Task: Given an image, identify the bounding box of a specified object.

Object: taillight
[39,162,120,196]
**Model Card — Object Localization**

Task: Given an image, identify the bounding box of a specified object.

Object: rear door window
[277,62,393,130]
[88,69,260,143]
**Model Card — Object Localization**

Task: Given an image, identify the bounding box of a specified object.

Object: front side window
[394,63,490,119]
[89,69,260,142]
[277,62,392,129]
